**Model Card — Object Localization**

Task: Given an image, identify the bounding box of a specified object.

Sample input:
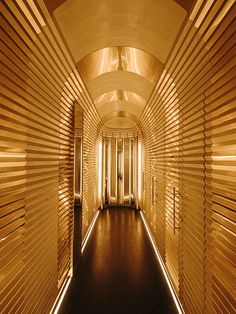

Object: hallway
[1,0,235,313]
[63,208,177,314]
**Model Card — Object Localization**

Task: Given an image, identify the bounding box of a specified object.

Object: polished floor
[62,207,177,314]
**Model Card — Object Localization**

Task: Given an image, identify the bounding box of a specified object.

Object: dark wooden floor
[62,207,177,314]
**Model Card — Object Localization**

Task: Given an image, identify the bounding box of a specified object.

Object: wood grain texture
[0,0,101,313]
[139,1,236,313]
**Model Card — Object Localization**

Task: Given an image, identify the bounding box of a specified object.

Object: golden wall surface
[82,111,102,237]
[139,1,235,313]
[0,1,101,313]
[1,0,235,314]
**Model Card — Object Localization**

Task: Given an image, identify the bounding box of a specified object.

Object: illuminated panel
[124,139,130,197]
[94,90,146,120]
[87,71,153,101]
[53,0,187,63]
[130,139,134,198]
[102,134,139,205]
[138,142,142,202]
[98,141,103,203]
[94,90,146,108]
[110,138,117,199]
[78,47,163,84]
[102,111,138,125]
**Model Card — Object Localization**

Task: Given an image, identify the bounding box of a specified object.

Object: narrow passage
[64,207,177,314]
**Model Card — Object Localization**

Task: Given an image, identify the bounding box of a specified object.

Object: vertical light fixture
[108,138,111,203]
[129,138,132,204]
[138,142,142,202]
[122,138,125,203]
[115,138,118,202]
[98,140,103,205]
[102,139,106,208]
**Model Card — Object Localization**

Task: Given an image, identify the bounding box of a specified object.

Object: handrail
[173,187,180,234]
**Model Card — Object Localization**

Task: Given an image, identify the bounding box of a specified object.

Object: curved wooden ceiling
[44,0,191,128]
[78,47,163,84]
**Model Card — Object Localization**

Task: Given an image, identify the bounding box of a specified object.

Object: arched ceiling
[78,47,163,84]
[44,0,195,15]
[44,0,194,129]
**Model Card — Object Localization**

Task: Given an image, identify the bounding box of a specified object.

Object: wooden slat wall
[58,97,74,288]
[0,0,101,313]
[139,0,236,313]
[139,98,166,260]
[137,135,143,209]
[82,108,102,238]
[204,6,236,311]
[164,92,180,293]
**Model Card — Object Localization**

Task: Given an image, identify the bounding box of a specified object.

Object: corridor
[1,0,235,314]
[63,208,177,314]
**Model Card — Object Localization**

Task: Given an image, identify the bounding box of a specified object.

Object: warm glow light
[108,141,111,201]
[98,141,103,204]
[138,142,142,201]
[27,0,46,27]
[81,211,100,253]
[213,155,236,160]
[16,0,41,34]
[50,276,72,314]
[140,212,184,314]
[189,0,204,22]
[209,0,235,31]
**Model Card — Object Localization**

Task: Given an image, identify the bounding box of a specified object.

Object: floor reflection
[63,207,177,314]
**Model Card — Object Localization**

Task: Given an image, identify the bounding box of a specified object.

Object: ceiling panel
[94,90,146,108]
[53,0,187,63]
[78,47,163,84]
[86,72,153,101]
[44,0,191,129]
[98,100,144,119]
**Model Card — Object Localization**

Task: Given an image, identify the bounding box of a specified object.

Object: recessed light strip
[140,212,184,314]
[81,211,100,253]
[50,276,72,314]
[50,210,100,314]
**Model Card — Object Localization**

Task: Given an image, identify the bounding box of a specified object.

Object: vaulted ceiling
[44,0,195,129]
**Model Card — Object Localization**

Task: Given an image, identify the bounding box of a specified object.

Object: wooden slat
[139,1,236,313]
[0,0,102,313]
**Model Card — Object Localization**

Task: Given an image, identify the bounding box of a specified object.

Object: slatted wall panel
[164,95,180,293]
[0,0,101,313]
[154,99,166,260]
[204,4,236,312]
[139,91,166,260]
[96,132,103,207]
[140,133,145,209]
[139,0,235,313]
[137,134,143,208]
[138,117,152,216]
[0,100,26,313]
[58,102,74,288]
[82,108,102,238]
[180,99,205,313]
[139,127,149,212]
[166,11,207,312]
